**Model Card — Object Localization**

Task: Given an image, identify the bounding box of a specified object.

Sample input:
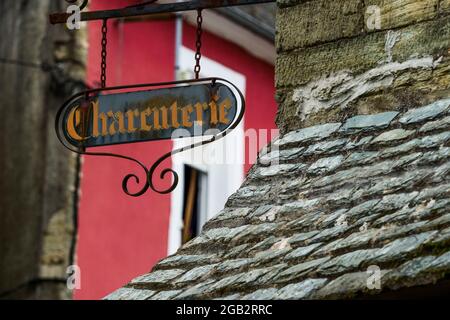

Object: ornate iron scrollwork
[55,78,245,197]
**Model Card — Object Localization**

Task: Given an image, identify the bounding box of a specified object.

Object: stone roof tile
[399,99,450,125]
[108,99,450,300]
[274,122,341,147]
[340,112,399,133]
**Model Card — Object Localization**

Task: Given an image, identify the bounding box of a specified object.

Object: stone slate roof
[106,99,450,300]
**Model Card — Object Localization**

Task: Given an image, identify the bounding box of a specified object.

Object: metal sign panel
[55,78,245,196]
[62,82,238,149]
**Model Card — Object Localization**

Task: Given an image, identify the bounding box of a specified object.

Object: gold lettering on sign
[160,106,169,129]
[126,109,139,133]
[141,107,152,132]
[219,98,231,125]
[194,102,206,124]
[209,94,219,125]
[98,112,108,137]
[107,111,126,136]
[67,107,88,141]
[170,102,180,129]
[153,108,162,130]
[182,104,193,127]
[66,93,234,142]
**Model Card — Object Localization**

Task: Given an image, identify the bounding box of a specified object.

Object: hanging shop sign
[62,82,238,148]
[51,1,257,197]
[56,79,245,197]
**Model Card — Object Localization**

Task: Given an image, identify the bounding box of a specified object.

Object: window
[181,165,208,244]
[168,48,245,254]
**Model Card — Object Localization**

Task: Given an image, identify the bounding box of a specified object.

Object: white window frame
[167,46,246,255]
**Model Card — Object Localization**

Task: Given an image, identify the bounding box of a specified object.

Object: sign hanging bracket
[50,0,262,197]
[49,0,276,25]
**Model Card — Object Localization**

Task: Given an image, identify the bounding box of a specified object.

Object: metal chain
[101,19,108,88]
[194,9,203,80]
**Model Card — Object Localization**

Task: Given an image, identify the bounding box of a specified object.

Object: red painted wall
[74,0,175,300]
[75,0,277,300]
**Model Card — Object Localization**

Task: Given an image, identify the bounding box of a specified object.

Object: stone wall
[275,0,450,133]
[0,0,87,299]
